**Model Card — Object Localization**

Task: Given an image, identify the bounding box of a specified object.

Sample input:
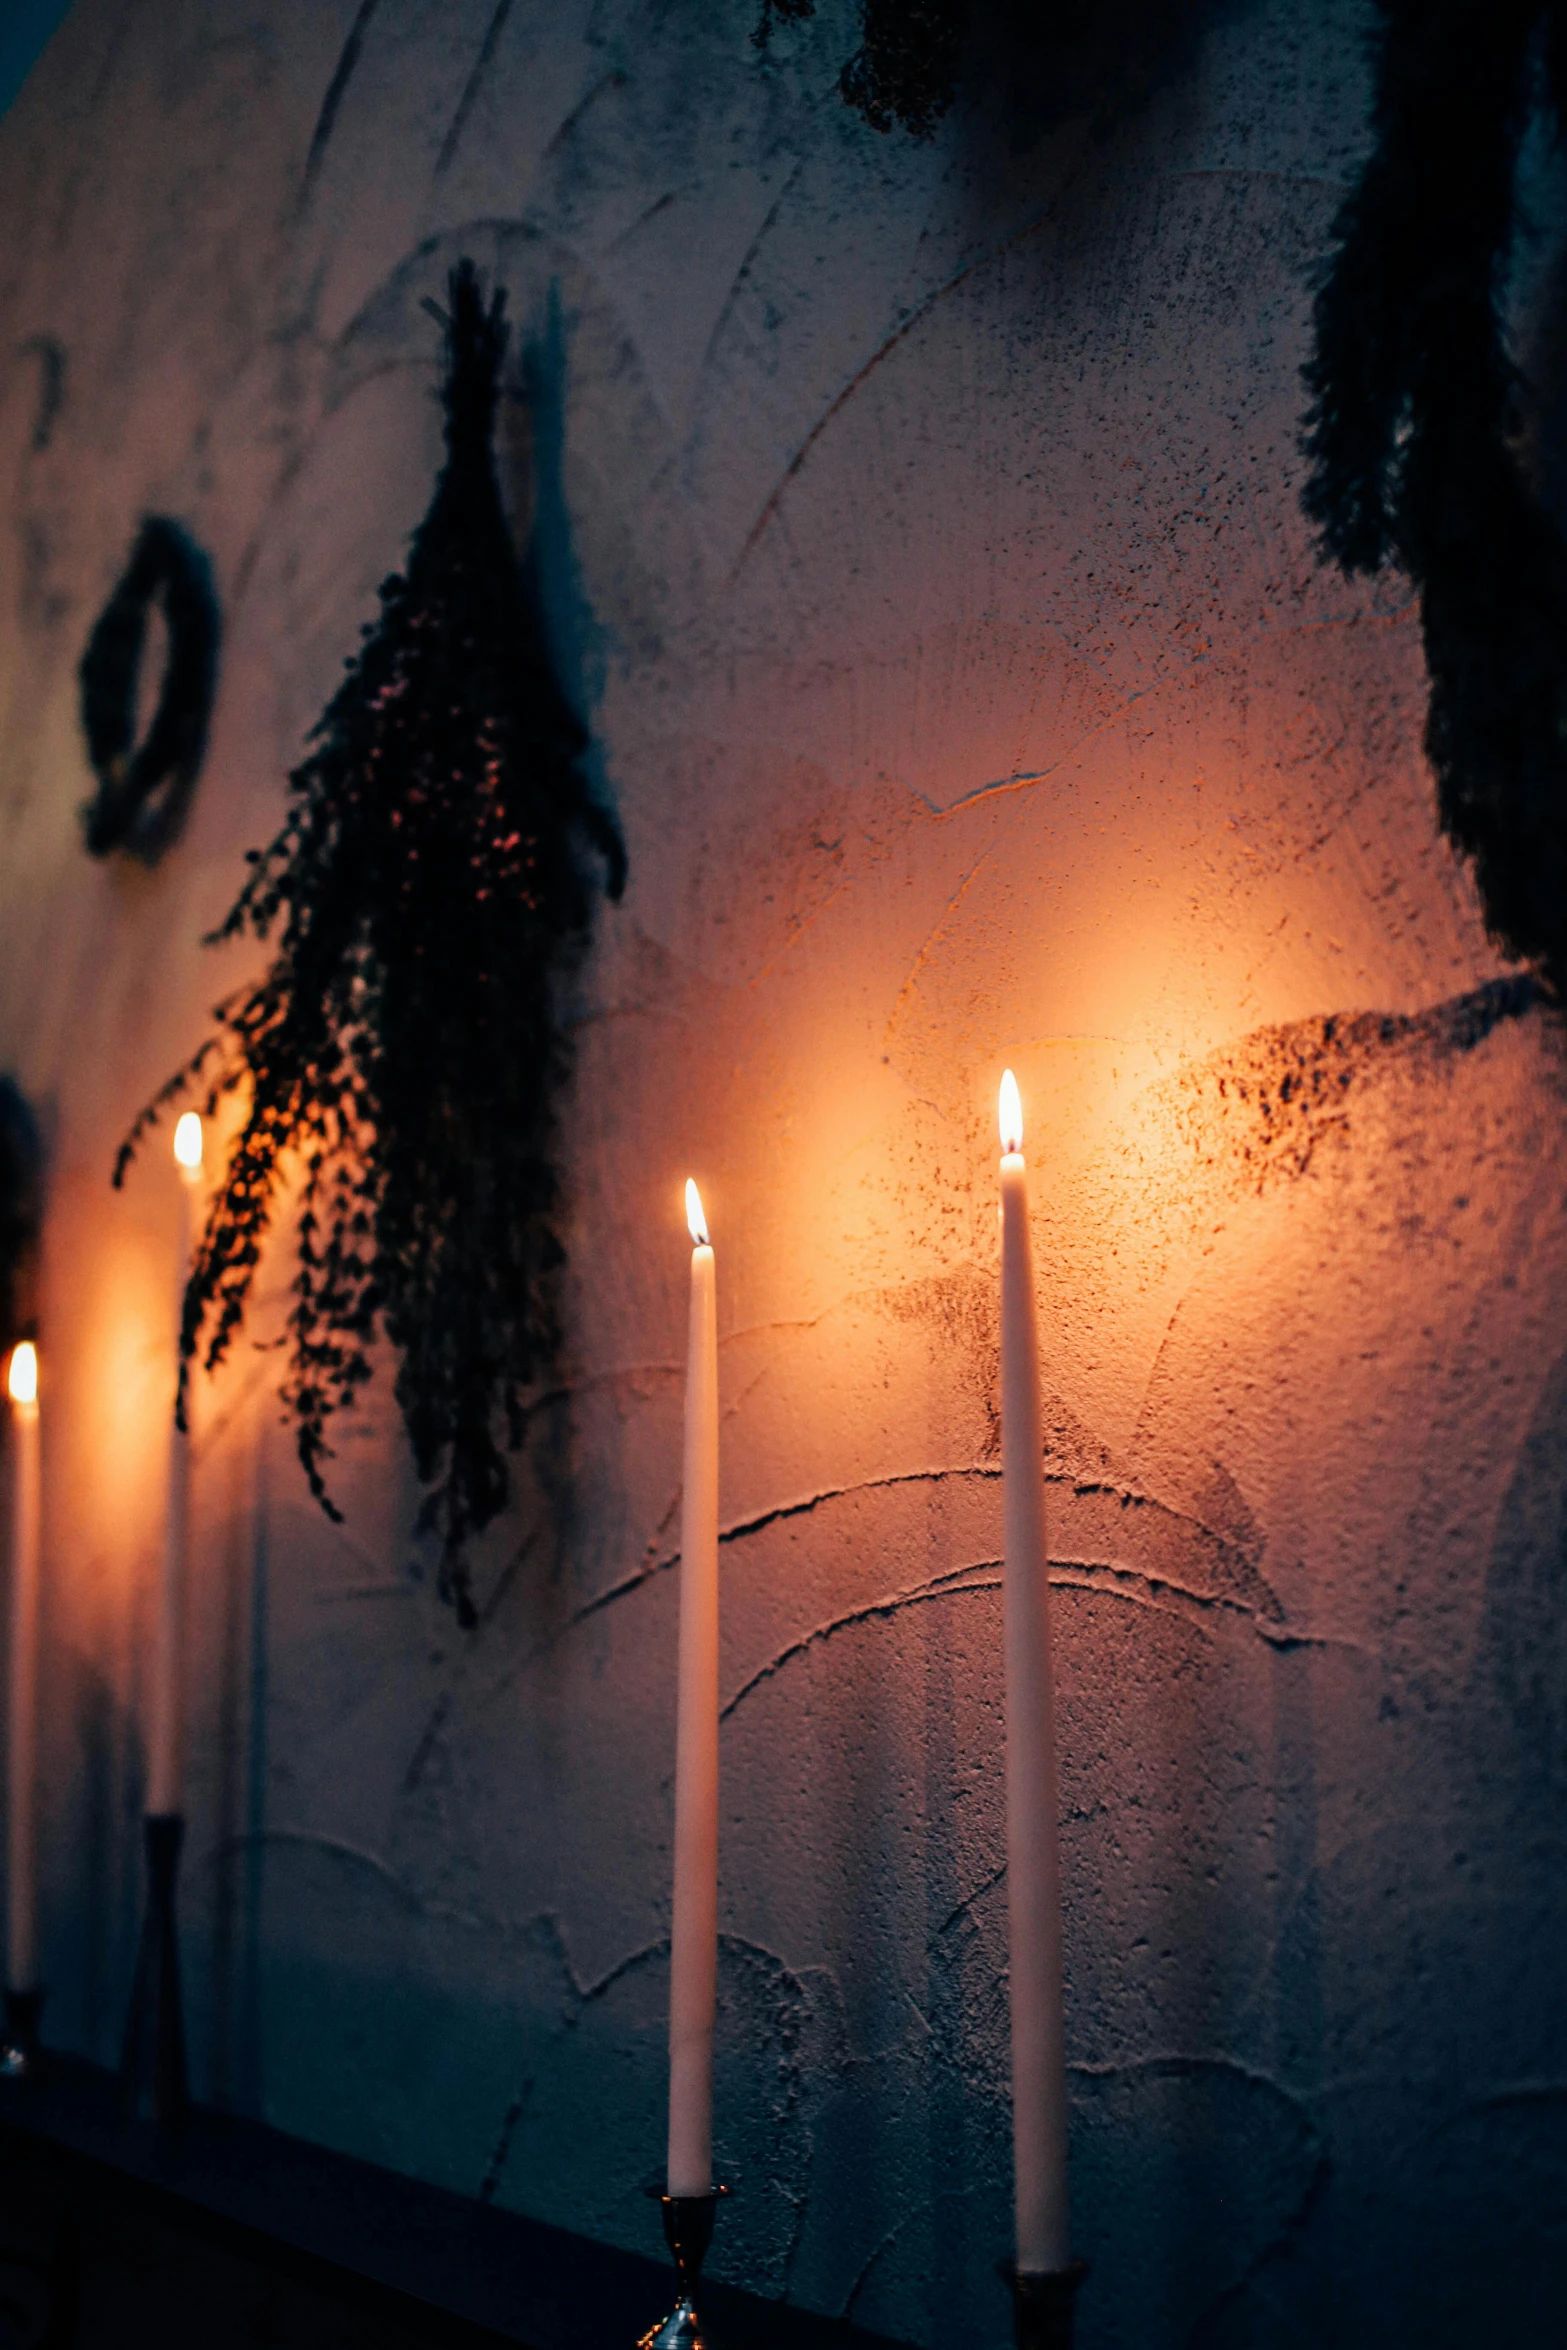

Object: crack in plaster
[554,1460,1349,1689]
[836,2056,1328,2331]
[560,1467,1003,1649]
[720,1567,1002,1722]
[478,2080,531,2202]
[1048,1560,1349,1654]
[841,2217,909,2325]
[909,688,1159,821]
[299,0,382,204]
[904,605,1418,827]
[731,193,1089,580]
[1070,2050,1319,2108]
[541,68,627,164]
[601,185,687,257]
[1072,2055,1332,2331]
[935,1862,1007,1941]
[719,1551,1353,1726]
[745,868,858,991]
[882,852,994,1048]
[699,157,806,384]
[402,1692,451,1793]
[477,1921,825,2220]
[435,0,515,179]
[1077,2054,1330,2344]
[730,148,1358,584]
[1195,2145,1332,2342]
[203,1828,430,1912]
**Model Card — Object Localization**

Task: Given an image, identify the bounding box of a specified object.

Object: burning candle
[148,1112,202,1819]
[998,1070,1071,2275]
[5,1342,40,1995]
[667,1178,719,2197]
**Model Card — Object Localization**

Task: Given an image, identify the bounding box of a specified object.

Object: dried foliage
[117,262,624,1621]
[1303,0,1567,986]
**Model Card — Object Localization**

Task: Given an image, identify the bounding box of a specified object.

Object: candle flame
[999,1069,1024,1155]
[173,1111,204,1173]
[7,1341,37,1407]
[685,1178,710,1247]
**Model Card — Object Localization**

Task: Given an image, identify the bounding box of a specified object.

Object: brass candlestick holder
[1003,2258,1088,2350]
[0,1986,42,2079]
[639,2186,727,2350]
[120,1811,188,2124]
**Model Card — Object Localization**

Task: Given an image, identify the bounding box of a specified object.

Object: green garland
[117,262,624,1622]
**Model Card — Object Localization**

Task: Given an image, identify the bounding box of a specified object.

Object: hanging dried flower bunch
[117,260,624,1622]
[1303,1,1567,988]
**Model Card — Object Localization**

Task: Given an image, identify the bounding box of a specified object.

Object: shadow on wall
[764,0,1232,149]
[71,1660,139,2072]
[964,0,1234,151]
[511,281,622,873]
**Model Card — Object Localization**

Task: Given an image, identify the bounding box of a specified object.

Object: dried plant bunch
[1303,0,1567,988]
[117,260,624,1622]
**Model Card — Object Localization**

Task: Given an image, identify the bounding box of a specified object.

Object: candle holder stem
[638,2187,726,2350]
[0,1986,42,2079]
[120,1811,188,2125]
[1004,2259,1088,2350]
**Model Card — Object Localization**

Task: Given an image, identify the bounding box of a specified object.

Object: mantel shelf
[0,2055,914,2350]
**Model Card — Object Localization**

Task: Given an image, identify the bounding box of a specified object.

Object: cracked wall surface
[1,3,1565,2344]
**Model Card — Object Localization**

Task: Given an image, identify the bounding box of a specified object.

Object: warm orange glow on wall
[685,1178,710,1247]
[7,1341,37,1408]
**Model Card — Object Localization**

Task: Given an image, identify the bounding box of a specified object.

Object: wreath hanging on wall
[78,516,220,861]
[116,261,625,1623]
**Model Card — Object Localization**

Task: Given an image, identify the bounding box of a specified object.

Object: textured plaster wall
[1,3,1564,2344]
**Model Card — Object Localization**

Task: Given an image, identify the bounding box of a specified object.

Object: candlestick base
[0,1986,43,2079]
[120,1811,188,2126]
[638,2186,726,2350]
[1002,2258,1088,2350]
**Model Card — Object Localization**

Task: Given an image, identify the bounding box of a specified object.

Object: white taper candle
[667,1177,719,2197]
[998,1070,1071,2275]
[148,1113,202,1819]
[6,1343,40,1992]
